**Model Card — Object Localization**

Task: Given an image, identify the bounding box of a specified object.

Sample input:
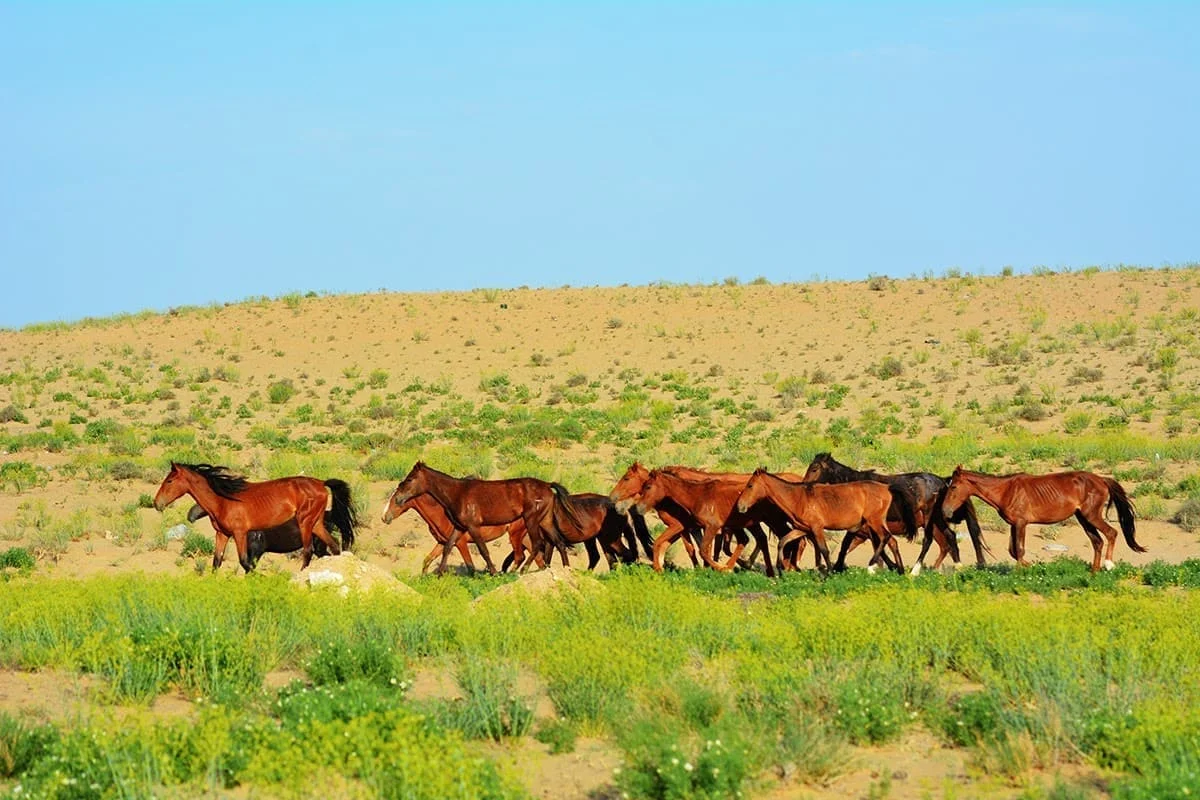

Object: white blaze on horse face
[1103,559,1115,571]
[381,495,393,523]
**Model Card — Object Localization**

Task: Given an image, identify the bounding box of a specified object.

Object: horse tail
[550,483,588,540]
[627,507,655,560]
[325,479,358,551]
[888,486,919,541]
[1105,478,1145,553]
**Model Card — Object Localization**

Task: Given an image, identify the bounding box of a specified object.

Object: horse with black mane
[154,462,357,573]
[802,453,987,573]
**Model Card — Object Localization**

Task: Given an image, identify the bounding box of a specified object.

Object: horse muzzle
[613,497,634,515]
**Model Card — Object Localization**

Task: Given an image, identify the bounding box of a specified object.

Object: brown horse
[383,462,584,575]
[735,469,898,573]
[187,504,337,569]
[940,466,1144,572]
[801,453,986,573]
[154,462,357,572]
[532,492,638,570]
[611,463,816,574]
[632,469,792,575]
[381,492,533,573]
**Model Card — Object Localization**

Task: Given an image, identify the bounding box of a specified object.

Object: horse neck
[759,472,803,507]
[180,471,226,514]
[957,471,1008,510]
[415,468,466,508]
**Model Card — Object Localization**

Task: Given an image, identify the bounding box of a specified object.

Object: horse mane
[178,463,248,500]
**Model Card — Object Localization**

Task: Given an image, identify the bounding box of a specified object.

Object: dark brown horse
[515,492,638,571]
[381,492,533,574]
[187,503,336,569]
[735,469,900,573]
[941,466,1144,572]
[802,453,987,573]
[383,462,584,575]
[154,463,356,572]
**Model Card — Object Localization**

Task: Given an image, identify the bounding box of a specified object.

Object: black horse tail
[627,507,655,560]
[1105,478,1144,553]
[325,479,358,551]
[888,486,919,541]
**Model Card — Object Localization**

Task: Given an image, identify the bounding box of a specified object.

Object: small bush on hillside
[1172,496,1200,532]
[267,380,297,404]
[0,405,27,424]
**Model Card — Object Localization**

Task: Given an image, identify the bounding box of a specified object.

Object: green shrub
[832,672,909,744]
[616,718,755,800]
[0,712,58,778]
[304,634,408,689]
[0,547,36,571]
[534,718,578,754]
[423,659,534,741]
[179,531,214,558]
[267,379,297,404]
[0,461,49,493]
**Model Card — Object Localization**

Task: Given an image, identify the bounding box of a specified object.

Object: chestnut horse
[610,463,809,574]
[381,492,533,574]
[632,469,800,575]
[384,462,584,575]
[154,462,356,573]
[735,469,900,573]
[187,504,335,569]
[802,453,987,573]
[941,466,1144,572]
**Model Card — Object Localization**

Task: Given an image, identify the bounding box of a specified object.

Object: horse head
[735,468,769,514]
[610,462,650,513]
[633,469,667,516]
[802,453,834,483]
[153,462,188,511]
[940,465,970,519]
[387,462,430,513]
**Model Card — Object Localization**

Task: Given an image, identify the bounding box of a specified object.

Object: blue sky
[2,3,1197,327]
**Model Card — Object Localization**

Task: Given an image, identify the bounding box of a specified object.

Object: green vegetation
[0,568,1196,797]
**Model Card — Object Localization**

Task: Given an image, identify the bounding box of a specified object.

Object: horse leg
[884,535,904,574]
[584,538,601,570]
[436,529,464,576]
[467,525,500,575]
[211,530,230,572]
[310,510,341,557]
[652,522,688,572]
[912,516,939,575]
[1072,511,1105,572]
[456,536,477,573]
[810,527,832,574]
[1011,522,1030,567]
[1080,509,1120,572]
[421,544,443,574]
[233,530,253,574]
[749,523,775,578]
[832,531,860,572]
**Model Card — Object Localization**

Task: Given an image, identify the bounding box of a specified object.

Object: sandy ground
[3,270,1200,798]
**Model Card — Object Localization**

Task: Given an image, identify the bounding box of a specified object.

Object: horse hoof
[866,564,877,575]
[910,563,922,577]
[1103,559,1115,571]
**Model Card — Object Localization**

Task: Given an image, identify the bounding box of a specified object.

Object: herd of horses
[153,454,1147,577]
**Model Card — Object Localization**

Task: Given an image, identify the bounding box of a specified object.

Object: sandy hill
[2,267,1199,575]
